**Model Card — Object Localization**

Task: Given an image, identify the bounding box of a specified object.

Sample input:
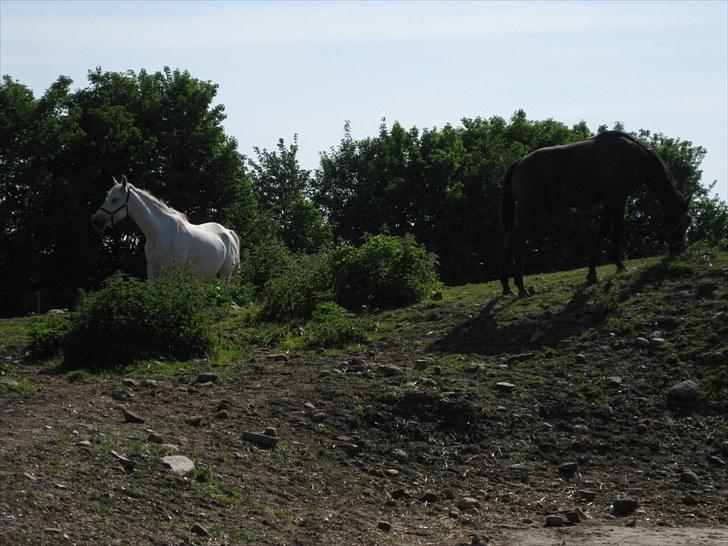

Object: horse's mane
[131,185,189,221]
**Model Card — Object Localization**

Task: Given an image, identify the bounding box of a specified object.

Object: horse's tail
[229,229,241,268]
[501,161,518,234]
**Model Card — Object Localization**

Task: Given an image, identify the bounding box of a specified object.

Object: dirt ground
[2,262,727,545]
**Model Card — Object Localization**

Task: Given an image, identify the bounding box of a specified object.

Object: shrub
[28,313,70,359]
[259,252,332,321]
[300,302,374,348]
[331,234,440,309]
[63,272,227,370]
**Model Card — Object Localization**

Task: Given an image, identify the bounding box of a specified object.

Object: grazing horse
[500,131,691,296]
[92,176,240,280]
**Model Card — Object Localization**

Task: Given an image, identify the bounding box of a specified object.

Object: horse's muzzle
[91,212,107,232]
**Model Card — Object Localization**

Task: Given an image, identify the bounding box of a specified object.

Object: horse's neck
[643,156,681,215]
[128,189,181,244]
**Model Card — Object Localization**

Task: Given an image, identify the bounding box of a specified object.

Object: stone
[391,488,410,499]
[263,427,278,438]
[161,455,195,476]
[377,520,392,532]
[384,469,399,477]
[195,372,218,384]
[392,448,408,462]
[311,411,327,423]
[111,450,136,472]
[578,489,596,502]
[216,400,232,411]
[185,415,203,427]
[681,469,700,484]
[338,442,362,457]
[558,461,578,478]
[666,380,700,407]
[635,337,651,349]
[708,455,726,467]
[190,523,209,537]
[414,358,431,370]
[242,431,278,448]
[111,390,133,401]
[215,410,229,419]
[456,497,480,511]
[122,408,145,424]
[75,440,92,447]
[563,508,581,524]
[471,535,489,546]
[147,432,164,444]
[448,506,461,518]
[267,353,290,362]
[612,498,638,517]
[496,381,515,394]
[140,379,158,388]
[544,515,563,527]
[651,337,667,347]
[607,376,623,386]
[575,354,587,363]
[422,491,438,503]
[377,364,403,377]
[121,378,137,387]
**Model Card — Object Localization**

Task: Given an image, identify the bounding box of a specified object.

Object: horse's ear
[113,176,119,185]
[121,175,128,188]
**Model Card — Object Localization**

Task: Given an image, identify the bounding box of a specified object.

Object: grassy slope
[2,248,727,403]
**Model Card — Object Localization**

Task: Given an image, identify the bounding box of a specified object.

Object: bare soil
[2,259,727,545]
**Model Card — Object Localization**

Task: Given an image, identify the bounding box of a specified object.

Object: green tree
[248,135,332,253]
[0,68,257,314]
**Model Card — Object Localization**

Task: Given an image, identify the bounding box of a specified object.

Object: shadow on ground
[429,258,679,357]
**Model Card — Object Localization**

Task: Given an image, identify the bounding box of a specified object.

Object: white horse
[92,176,240,280]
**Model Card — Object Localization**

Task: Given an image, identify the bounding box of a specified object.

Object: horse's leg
[611,199,627,272]
[500,231,514,295]
[587,204,613,284]
[512,227,528,297]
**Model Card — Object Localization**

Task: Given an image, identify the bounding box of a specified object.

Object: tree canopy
[1,70,725,315]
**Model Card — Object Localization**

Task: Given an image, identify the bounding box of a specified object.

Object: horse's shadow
[429,260,677,357]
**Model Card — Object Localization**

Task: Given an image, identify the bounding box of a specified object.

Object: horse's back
[514,133,646,209]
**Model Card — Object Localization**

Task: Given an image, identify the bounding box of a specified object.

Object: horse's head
[665,196,692,256]
[92,176,131,232]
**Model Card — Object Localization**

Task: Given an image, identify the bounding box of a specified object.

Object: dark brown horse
[500,131,691,296]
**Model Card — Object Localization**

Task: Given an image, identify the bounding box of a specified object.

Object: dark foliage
[63,273,226,369]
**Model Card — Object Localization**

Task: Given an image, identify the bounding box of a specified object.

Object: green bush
[331,234,440,309]
[300,302,374,348]
[259,252,332,321]
[28,313,70,359]
[63,272,227,370]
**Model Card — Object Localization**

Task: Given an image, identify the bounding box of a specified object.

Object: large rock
[666,380,700,408]
[161,455,195,476]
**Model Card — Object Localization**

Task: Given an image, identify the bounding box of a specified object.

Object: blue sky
[2,1,726,201]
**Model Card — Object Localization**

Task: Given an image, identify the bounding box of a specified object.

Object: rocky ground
[1,254,727,545]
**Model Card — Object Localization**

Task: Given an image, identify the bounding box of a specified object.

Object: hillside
[1,249,727,545]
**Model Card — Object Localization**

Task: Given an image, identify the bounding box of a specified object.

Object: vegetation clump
[63,272,227,370]
[331,234,441,309]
